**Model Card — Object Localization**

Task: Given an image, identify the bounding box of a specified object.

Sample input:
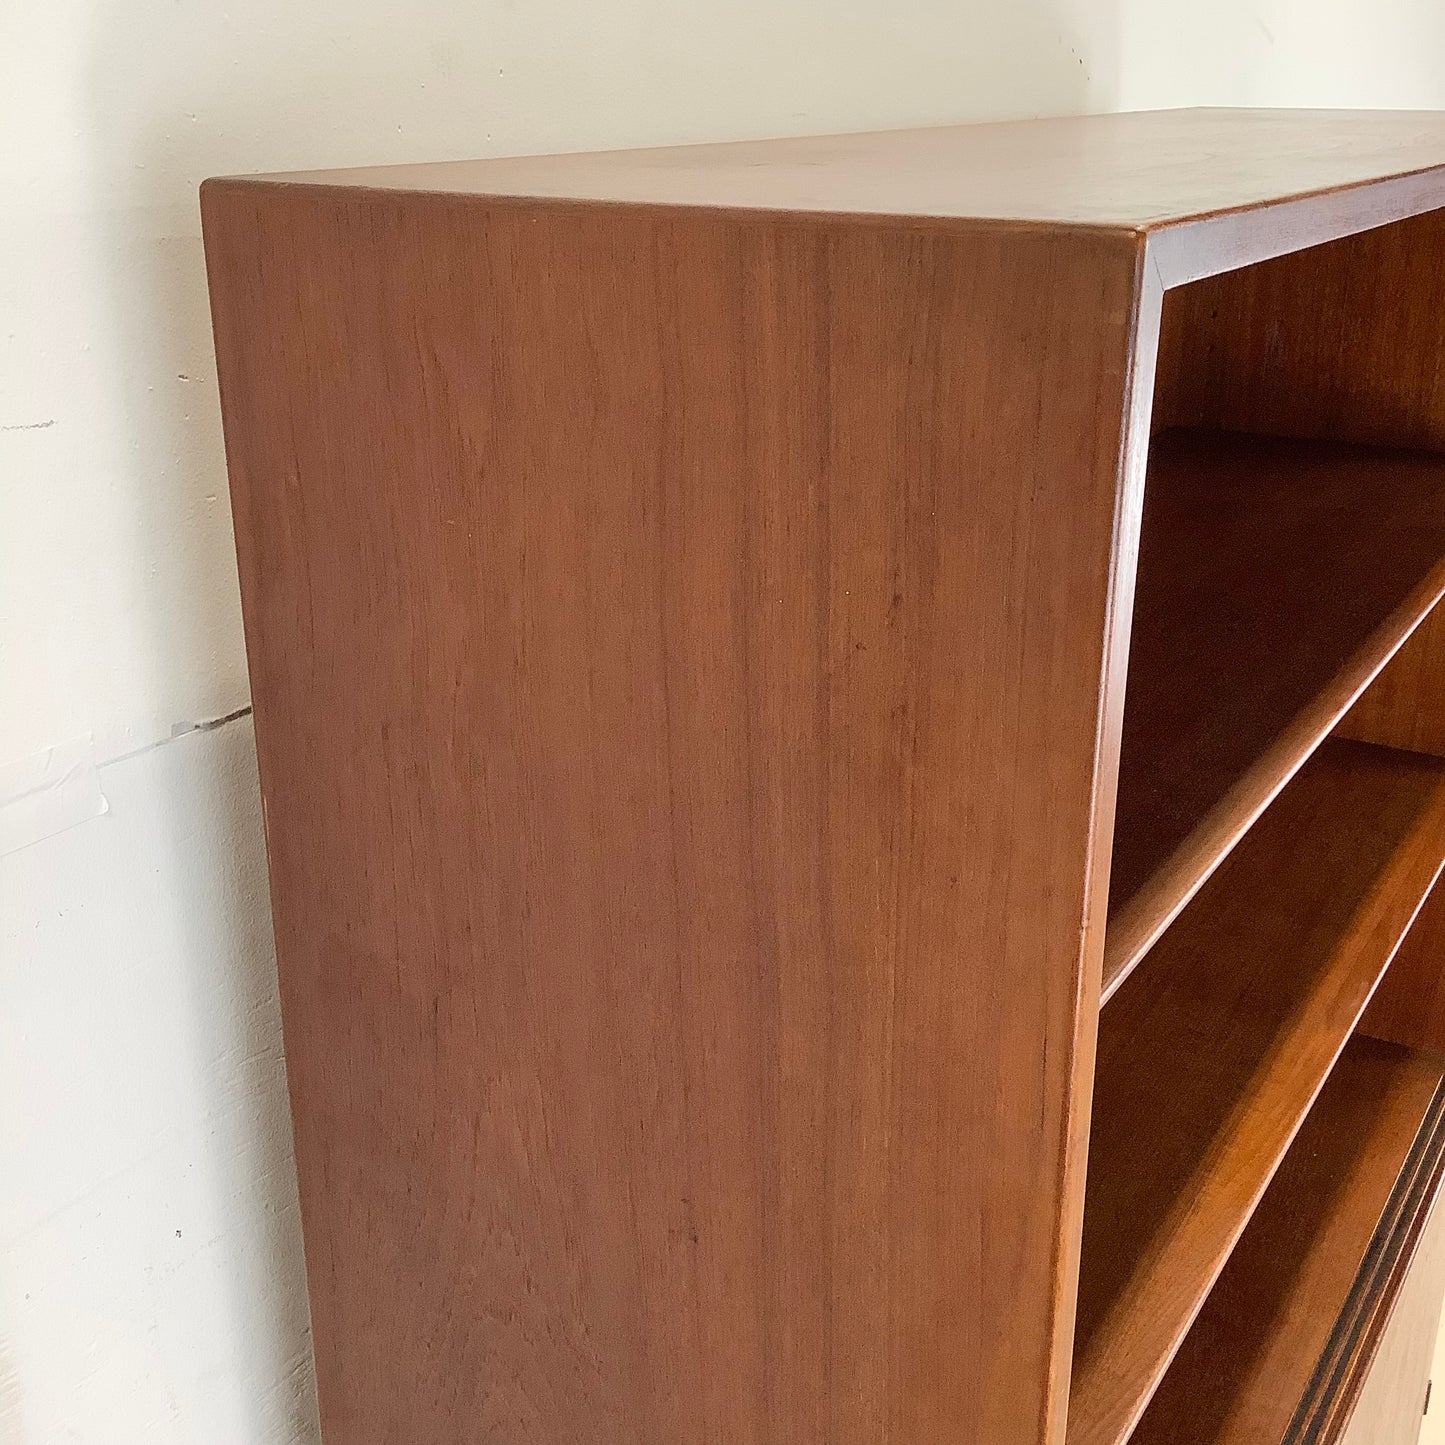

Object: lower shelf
[1069,740,1445,1445]
[1129,1035,1445,1445]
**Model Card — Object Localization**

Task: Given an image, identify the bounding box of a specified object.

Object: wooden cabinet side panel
[201,189,1143,1445]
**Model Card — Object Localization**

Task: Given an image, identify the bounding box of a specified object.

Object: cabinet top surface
[215,108,1445,231]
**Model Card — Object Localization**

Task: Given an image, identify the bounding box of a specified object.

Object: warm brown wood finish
[1341,555,1445,1065]
[1151,200,1445,1069]
[1069,741,1445,1445]
[260,109,1445,262]
[1342,607,1445,759]
[1344,567,1445,1062]
[1128,1038,1445,1445]
[201,111,1445,1445]
[1104,431,1445,996]
[202,188,1147,1445]
[1153,209,1445,449]
[1363,884,1445,1055]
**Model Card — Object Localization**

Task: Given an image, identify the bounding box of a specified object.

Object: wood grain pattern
[225,109,1445,254]
[201,112,1445,1445]
[1104,431,1445,996]
[1346,627,1445,1051]
[1342,607,1445,759]
[1359,882,1445,1055]
[1153,209,1445,449]
[1070,740,1445,1445]
[1126,1038,1445,1445]
[202,183,1150,1445]
[1151,203,1445,1064]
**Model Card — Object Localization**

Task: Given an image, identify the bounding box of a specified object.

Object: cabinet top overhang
[206,108,1445,285]
[211,108,1445,229]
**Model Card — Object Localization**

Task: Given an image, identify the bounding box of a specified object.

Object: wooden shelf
[1069,740,1445,1445]
[1104,429,1445,999]
[1128,1036,1445,1445]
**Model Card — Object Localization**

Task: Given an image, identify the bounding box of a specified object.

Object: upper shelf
[1103,428,1445,1000]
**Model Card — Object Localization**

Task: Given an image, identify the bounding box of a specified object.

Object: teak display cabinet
[202,109,1445,1445]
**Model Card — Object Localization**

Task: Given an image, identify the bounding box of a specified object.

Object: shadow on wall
[76,0,1117,1439]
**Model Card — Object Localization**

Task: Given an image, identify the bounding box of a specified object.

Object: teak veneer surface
[1104,430,1445,996]
[1070,740,1445,1445]
[202,182,1148,1445]
[1153,209,1445,452]
[236,108,1445,235]
[200,108,1445,1445]
[1129,1037,1445,1445]
[1343,607,1445,759]
[1363,881,1445,1056]
[1152,204,1445,1070]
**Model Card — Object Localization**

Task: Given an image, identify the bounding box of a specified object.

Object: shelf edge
[1102,564,1445,1007]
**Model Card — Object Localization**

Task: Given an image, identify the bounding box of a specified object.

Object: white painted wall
[5,2,1445,1441]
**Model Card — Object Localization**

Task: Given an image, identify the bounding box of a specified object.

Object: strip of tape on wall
[0,733,109,854]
